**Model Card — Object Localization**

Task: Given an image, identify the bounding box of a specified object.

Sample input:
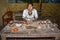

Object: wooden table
[0,20,60,40]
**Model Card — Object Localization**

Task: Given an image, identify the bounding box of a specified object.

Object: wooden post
[40,0,42,14]
[39,0,43,19]
[16,0,18,3]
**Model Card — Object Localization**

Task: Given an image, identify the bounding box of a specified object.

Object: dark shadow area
[6,37,55,40]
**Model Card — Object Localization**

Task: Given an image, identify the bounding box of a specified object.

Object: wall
[42,3,60,16]
[42,3,60,23]
[0,0,8,26]
[8,3,40,11]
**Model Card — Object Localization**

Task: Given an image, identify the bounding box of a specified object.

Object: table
[0,20,60,40]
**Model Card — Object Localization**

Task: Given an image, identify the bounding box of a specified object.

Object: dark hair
[27,2,33,6]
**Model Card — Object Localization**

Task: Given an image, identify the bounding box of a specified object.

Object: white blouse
[22,9,38,21]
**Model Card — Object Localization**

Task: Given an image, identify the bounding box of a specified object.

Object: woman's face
[28,4,33,11]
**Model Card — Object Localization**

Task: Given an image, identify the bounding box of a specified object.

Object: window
[8,0,16,3]
[8,0,39,3]
[42,0,60,3]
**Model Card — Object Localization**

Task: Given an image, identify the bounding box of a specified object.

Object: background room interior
[0,0,60,40]
[0,0,60,30]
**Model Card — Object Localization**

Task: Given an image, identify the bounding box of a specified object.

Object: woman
[22,2,38,23]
